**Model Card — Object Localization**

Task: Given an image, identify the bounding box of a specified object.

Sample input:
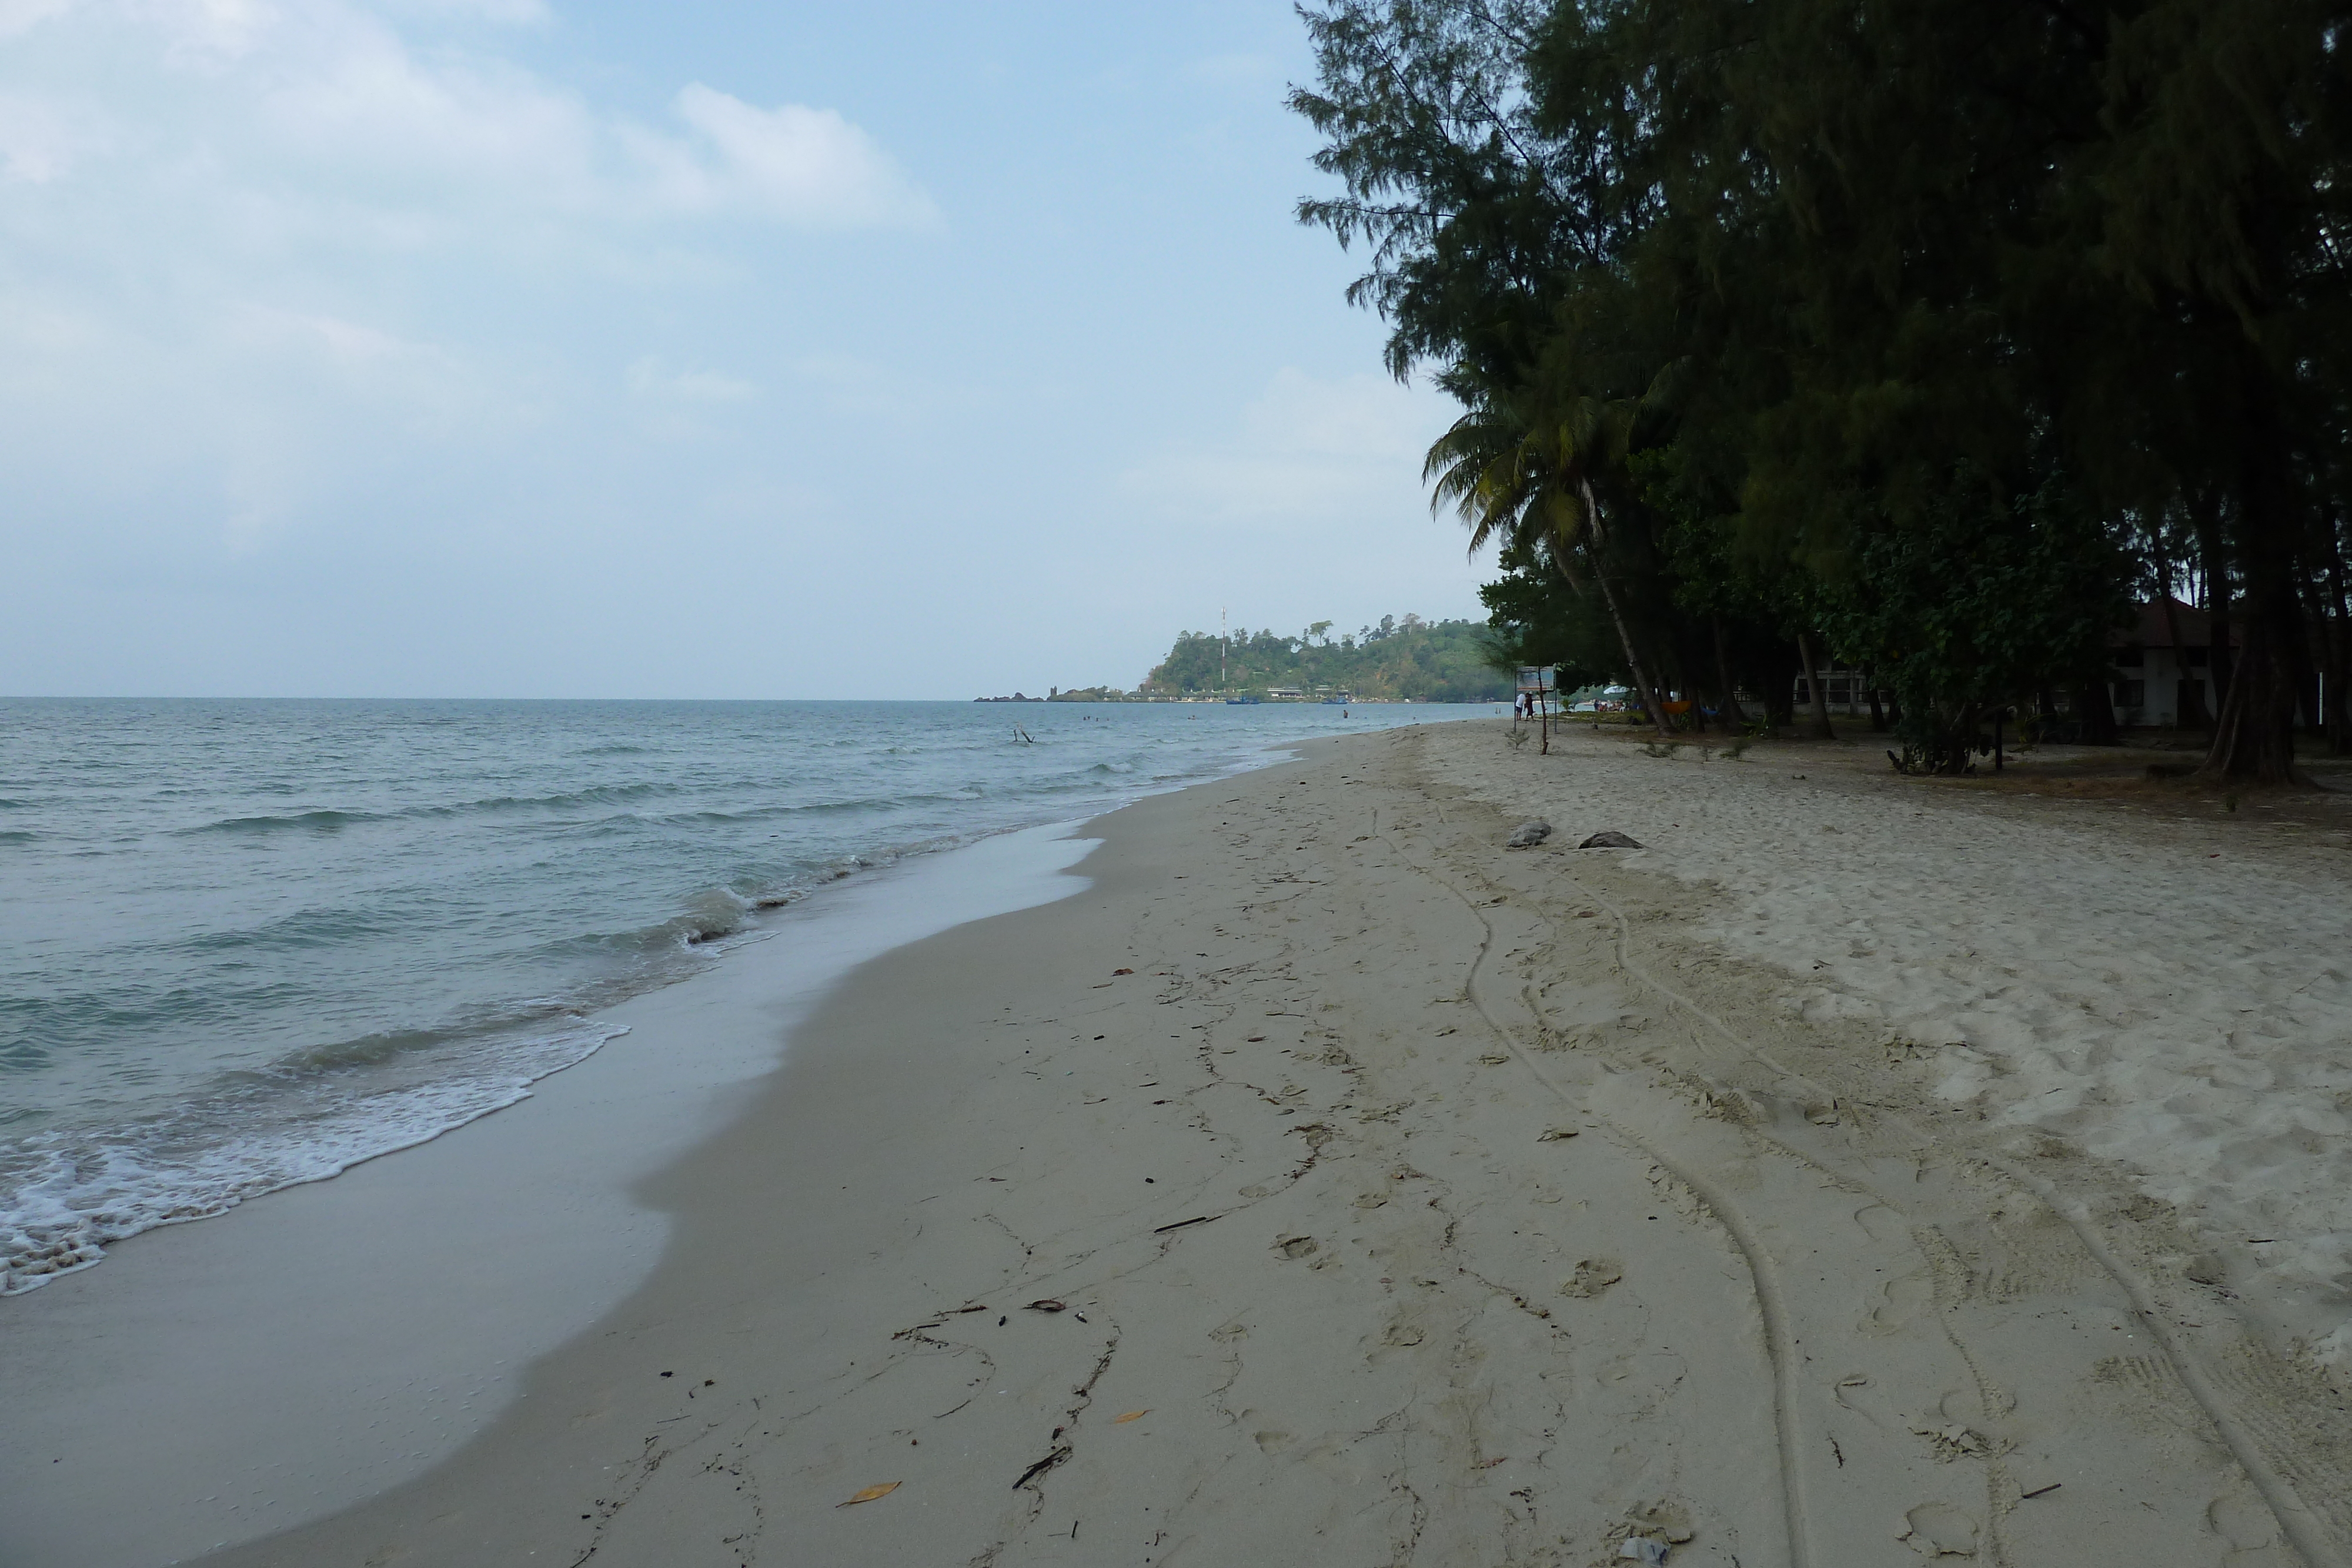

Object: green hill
[1137,615,1509,702]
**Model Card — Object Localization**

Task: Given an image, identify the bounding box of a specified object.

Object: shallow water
[0,697,1487,1289]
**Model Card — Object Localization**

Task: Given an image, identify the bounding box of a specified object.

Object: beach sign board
[1515,666,1555,694]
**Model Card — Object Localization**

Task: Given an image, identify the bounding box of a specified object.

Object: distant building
[2109,597,2234,728]
[1790,669,1880,715]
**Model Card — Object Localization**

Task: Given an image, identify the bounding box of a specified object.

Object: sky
[0,0,1491,699]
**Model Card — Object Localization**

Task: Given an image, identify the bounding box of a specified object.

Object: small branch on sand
[1011,1445,1071,1490]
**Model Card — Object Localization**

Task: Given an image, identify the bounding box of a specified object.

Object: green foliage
[1140,616,1509,702]
[1820,472,2134,770]
[1289,0,2352,776]
[1476,537,1622,693]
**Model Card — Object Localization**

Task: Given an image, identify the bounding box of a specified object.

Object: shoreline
[14,719,2352,1566]
[0,821,1105,1568]
[4,698,1503,1303]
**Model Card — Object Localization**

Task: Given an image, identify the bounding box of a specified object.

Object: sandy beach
[46,720,2352,1567]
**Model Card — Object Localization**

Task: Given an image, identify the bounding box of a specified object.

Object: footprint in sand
[1274,1235,1318,1260]
[2208,1492,2288,1564]
[1897,1501,1978,1556]
[1863,1272,1934,1333]
[1560,1258,1624,1299]
[1833,1373,1895,1428]
[1381,1320,1426,1348]
[1937,1386,2002,1426]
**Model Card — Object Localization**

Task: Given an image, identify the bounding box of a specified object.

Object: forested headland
[1137,615,1509,701]
[1289,0,2352,778]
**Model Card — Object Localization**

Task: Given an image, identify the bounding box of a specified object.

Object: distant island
[977,615,1511,704]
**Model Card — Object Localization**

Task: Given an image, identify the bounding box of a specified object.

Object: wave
[171,902,410,955]
[177,783,687,838]
[242,1022,474,1079]
[650,791,985,829]
[0,830,31,845]
[0,1016,630,1294]
[0,697,1405,1297]
[0,830,995,1290]
[670,887,751,947]
[179,808,380,836]
[417,783,678,817]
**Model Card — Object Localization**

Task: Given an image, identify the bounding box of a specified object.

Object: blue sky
[0,0,1489,698]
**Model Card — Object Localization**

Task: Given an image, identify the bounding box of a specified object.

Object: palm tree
[1425,382,1678,741]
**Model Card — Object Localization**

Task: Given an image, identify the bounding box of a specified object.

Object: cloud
[0,0,76,41]
[1185,52,1277,86]
[660,84,937,228]
[256,29,600,203]
[627,355,756,403]
[6,1,937,234]
[1119,367,1455,527]
[0,91,102,181]
[150,0,282,66]
[382,0,546,20]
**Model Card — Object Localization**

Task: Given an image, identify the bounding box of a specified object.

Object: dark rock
[1578,830,1643,849]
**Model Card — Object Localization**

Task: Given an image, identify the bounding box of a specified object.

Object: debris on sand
[1578,830,1643,849]
[1561,1258,1624,1298]
[1506,820,1553,848]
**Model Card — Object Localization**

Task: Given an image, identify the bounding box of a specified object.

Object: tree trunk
[2151,531,2184,654]
[2154,573,2187,728]
[1795,631,1836,740]
[2292,541,2331,740]
[2076,683,2120,744]
[1865,665,1887,732]
[2200,369,2303,785]
[2192,489,2234,719]
[1579,480,1675,742]
[1713,618,1750,730]
[2322,506,2352,754]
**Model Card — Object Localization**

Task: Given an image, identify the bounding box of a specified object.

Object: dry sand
[190,723,2352,1568]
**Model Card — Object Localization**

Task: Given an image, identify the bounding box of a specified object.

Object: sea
[0,697,1487,1294]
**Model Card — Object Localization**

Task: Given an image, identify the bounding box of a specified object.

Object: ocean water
[0,697,1486,1292]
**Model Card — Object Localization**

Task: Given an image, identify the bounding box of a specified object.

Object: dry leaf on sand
[1113,1410,1150,1423]
[837,1482,901,1507]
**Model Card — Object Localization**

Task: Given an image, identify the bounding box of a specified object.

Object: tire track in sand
[1373,820,1815,1568]
[1557,862,2345,1568]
